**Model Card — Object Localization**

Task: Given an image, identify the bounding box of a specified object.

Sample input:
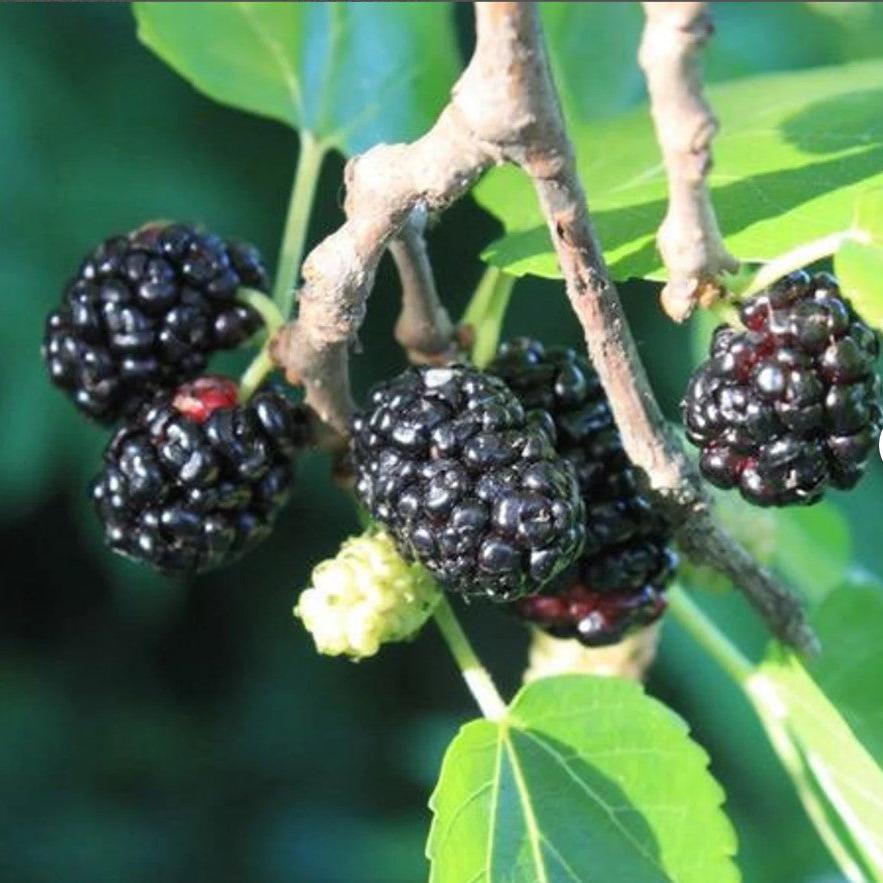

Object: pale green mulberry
[295,529,441,659]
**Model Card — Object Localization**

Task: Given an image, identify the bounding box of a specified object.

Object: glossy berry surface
[91,376,306,575]
[518,581,666,647]
[682,271,881,506]
[488,338,675,645]
[351,364,585,601]
[43,223,267,423]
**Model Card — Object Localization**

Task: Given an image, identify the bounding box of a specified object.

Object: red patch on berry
[518,582,667,646]
[173,376,239,423]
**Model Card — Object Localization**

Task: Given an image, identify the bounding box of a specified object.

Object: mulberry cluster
[43,223,266,423]
[351,364,585,601]
[682,271,881,506]
[488,339,675,646]
[91,376,306,574]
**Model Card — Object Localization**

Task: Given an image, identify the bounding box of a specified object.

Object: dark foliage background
[2,4,881,882]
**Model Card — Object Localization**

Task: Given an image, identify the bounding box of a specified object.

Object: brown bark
[638,1,738,321]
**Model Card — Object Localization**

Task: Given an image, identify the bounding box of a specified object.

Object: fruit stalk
[738,231,856,300]
[237,288,286,401]
[462,267,516,370]
[432,596,506,721]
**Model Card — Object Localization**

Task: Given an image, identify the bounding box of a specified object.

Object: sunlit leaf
[747,647,883,881]
[134,2,459,154]
[478,61,883,282]
[811,575,883,765]
[835,238,883,332]
[428,675,738,883]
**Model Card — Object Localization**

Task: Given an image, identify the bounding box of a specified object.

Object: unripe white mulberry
[295,530,441,659]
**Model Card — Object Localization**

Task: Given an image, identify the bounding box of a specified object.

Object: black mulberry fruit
[43,223,267,423]
[91,376,306,574]
[488,338,676,645]
[518,581,667,647]
[351,364,585,600]
[682,271,881,506]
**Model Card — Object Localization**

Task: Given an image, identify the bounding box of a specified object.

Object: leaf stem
[433,596,507,721]
[734,230,856,299]
[273,132,327,318]
[670,592,871,879]
[238,347,277,403]
[238,286,286,333]
[750,696,869,883]
[667,585,753,685]
[461,266,515,368]
[236,288,287,402]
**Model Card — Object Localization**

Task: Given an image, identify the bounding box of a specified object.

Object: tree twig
[638,1,738,322]
[678,514,819,652]
[389,206,458,364]
[271,1,816,655]
[493,3,814,654]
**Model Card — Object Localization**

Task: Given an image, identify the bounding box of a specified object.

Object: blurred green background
[2,4,882,882]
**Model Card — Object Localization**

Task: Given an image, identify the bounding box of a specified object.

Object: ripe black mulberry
[351,364,586,600]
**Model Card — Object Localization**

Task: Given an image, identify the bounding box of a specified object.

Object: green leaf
[133,2,459,154]
[772,504,852,606]
[811,575,883,765]
[477,60,883,281]
[835,238,883,332]
[747,647,883,881]
[538,3,883,129]
[540,3,645,123]
[427,675,738,883]
[853,187,883,244]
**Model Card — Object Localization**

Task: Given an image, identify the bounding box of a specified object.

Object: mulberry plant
[30,3,883,883]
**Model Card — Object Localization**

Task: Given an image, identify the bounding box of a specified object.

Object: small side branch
[271,110,493,433]
[638,1,738,321]
[479,4,815,654]
[389,207,457,364]
[678,513,819,653]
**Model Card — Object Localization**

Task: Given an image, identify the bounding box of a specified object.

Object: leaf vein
[519,729,669,877]
[503,729,551,883]
[236,5,305,123]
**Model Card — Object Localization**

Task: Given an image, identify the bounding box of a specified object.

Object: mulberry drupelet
[91,376,307,574]
[351,364,586,601]
[43,223,267,423]
[682,271,881,506]
[488,338,675,646]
